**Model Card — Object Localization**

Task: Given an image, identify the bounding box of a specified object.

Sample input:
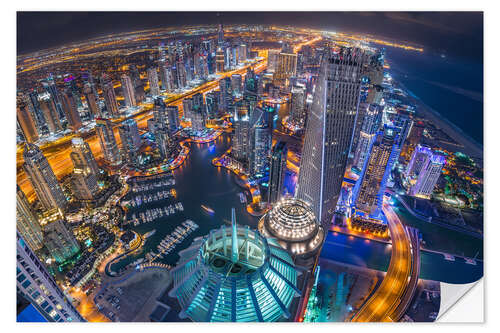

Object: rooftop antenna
[231,208,238,263]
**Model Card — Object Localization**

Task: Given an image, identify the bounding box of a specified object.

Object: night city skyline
[15,11,483,323]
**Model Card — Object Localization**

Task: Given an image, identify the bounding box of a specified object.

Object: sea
[383,46,484,146]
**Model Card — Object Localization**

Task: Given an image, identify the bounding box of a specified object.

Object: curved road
[351,202,414,322]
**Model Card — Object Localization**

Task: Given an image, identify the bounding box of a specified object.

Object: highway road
[350,202,414,322]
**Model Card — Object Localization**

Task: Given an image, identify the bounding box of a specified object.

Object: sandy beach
[394,79,483,162]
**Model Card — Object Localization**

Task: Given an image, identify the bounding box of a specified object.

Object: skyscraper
[289,85,306,128]
[352,126,398,217]
[353,103,382,170]
[231,74,242,96]
[70,137,99,200]
[121,74,136,108]
[44,219,80,263]
[297,48,366,225]
[23,143,67,213]
[219,77,232,114]
[273,52,298,87]
[60,88,83,132]
[267,141,288,204]
[408,146,446,198]
[232,103,251,162]
[16,185,43,250]
[83,82,102,119]
[216,46,225,73]
[166,106,180,133]
[37,92,62,134]
[147,67,160,97]
[118,119,141,165]
[70,137,100,176]
[17,94,39,143]
[100,74,120,117]
[95,118,121,165]
[249,109,272,177]
[17,232,85,322]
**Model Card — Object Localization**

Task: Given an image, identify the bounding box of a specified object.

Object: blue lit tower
[296,48,366,226]
[169,209,300,322]
[100,74,120,117]
[17,232,85,322]
[353,103,382,171]
[352,125,398,218]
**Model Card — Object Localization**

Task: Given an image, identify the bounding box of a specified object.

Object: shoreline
[392,77,483,161]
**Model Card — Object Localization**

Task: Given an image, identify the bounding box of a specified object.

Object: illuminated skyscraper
[352,126,398,217]
[267,141,288,204]
[159,62,175,92]
[17,232,85,322]
[23,143,67,213]
[100,74,120,117]
[408,146,446,198]
[118,119,141,165]
[147,67,161,97]
[273,52,298,87]
[44,219,80,263]
[258,197,324,269]
[167,105,180,134]
[95,118,121,166]
[16,185,43,250]
[37,92,62,134]
[232,103,251,162]
[205,91,220,119]
[267,50,280,72]
[169,209,300,322]
[297,48,366,225]
[121,74,136,108]
[70,137,99,176]
[219,77,232,114]
[231,74,242,96]
[216,46,225,73]
[60,88,83,131]
[353,103,382,170]
[249,109,272,177]
[83,82,102,118]
[17,94,39,143]
[289,85,306,128]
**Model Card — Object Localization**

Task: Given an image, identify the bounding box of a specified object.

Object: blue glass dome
[169,217,300,322]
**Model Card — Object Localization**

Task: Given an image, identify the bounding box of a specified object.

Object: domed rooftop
[259,198,324,257]
[169,209,300,322]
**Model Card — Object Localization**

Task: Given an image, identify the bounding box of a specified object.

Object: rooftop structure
[169,209,300,322]
[258,198,324,268]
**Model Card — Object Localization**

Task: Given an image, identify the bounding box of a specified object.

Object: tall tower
[100,74,120,117]
[44,219,80,263]
[37,92,62,134]
[83,82,102,118]
[60,88,83,131]
[353,103,382,170]
[352,126,398,217]
[23,143,67,213]
[70,137,99,200]
[147,67,161,97]
[267,141,288,204]
[408,147,446,198]
[216,46,225,73]
[70,137,100,176]
[17,232,85,322]
[121,74,136,108]
[95,118,121,165]
[296,48,366,225]
[118,119,141,165]
[17,94,39,143]
[16,185,43,250]
[289,85,306,128]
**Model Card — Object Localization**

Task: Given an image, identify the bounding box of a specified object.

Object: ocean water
[384,47,483,145]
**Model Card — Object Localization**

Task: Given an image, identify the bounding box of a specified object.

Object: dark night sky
[17,11,483,62]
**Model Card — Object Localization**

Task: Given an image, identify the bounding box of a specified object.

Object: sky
[17,12,483,62]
